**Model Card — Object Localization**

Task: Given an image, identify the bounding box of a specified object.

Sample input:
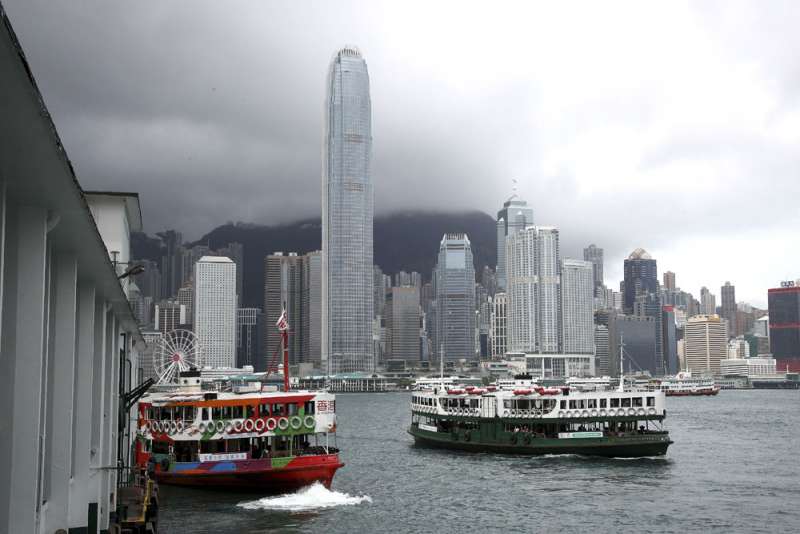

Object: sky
[4,0,799,307]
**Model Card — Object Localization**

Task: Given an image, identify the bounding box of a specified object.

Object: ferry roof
[142,388,330,406]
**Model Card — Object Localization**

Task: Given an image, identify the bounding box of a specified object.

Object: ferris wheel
[154,329,202,384]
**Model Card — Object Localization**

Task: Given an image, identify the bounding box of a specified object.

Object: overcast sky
[5,0,799,306]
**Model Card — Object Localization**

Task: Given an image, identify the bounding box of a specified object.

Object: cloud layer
[5,0,799,306]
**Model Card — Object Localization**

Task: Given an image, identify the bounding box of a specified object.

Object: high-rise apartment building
[215,242,244,305]
[560,259,594,354]
[582,244,604,290]
[322,47,374,374]
[720,282,736,337]
[194,256,237,368]
[237,307,265,370]
[490,292,508,357]
[264,252,306,365]
[506,226,560,353]
[177,281,193,325]
[768,283,800,372]
[496,197,534,290]
[684,314,728,375]
[385,286,421,363]
[434,234,476,360]
[158,229,183,298]
[594,325,610,375]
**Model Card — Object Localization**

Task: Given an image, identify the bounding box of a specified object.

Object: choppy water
[158,390,800,533]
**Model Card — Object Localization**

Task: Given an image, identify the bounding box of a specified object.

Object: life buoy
[290,416,303,430]
[628,408,636,416]
[215,420,225,433]
[266,418,277,431]
[168,421,176,434]
[648,408,656,416]
[304,415,316,428]
[591,410,598,417]
[198,422,206,433]
[637,408,646,416]
[599,409,607,417]
[224,421,233,433]
[278,417,290,430]
[255,418,266,432]
[175,421,184,433]
[582,410,589,418]
[234,420,244,432]
[244,419,255,432]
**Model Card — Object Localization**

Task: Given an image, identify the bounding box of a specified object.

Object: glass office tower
[322,47,375,373]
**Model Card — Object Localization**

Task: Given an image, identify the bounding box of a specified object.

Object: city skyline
[4,1,797,307]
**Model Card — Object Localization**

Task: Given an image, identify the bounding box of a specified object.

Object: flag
[276,310,289,331]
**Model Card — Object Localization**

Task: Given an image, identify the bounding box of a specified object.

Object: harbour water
[159,390,800,533]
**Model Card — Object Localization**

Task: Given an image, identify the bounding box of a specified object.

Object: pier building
[0,6,145,532]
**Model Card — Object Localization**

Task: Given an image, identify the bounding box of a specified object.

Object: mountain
[132,210,497,309]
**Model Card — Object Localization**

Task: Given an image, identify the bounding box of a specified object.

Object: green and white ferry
[408,380,672,458]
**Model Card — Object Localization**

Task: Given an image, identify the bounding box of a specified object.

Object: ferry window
[587,399,597,409]
[610,398,620,408]
[273,404,285,416]
[600,399,607,408]
[569,400,577,409]
[621,398,631,408]
[633,397,643,407]
[305,402,315,414]
[560,400,566,409]
[504,400,512,409]
[202,408,209,421]
[647,397,655,407]
[288,404,298,416]
[152,441,169,454]
[233,406,244,419]
[579,400,587,409]
[212,407,221,419]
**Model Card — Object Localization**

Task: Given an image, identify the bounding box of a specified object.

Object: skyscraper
[302,251,323,368]
[385,286,421,363]
[322,46,374,374]
[434,234,476,360]
[496,197,534,291]
[768,282,800,372]
[663,271,676,291]
[720,281,736,336]
[582,244,604,290]
[560,259,595,354]
[194,256,237,368]
[490,292,508,357]
[506,226,560,354]
[684,314,728,375]
[623,248,658,314]
[700,286,716,315]
[154,300,186,334]
[264,252,306,365]
[236,307,265,370]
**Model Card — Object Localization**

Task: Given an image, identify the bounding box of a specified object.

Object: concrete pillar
[99,310,115,529]
[41,254,78,533]
[7,206,49,534]
[69,283,96,530]
[0,190,14,534]
[88,299,107,533]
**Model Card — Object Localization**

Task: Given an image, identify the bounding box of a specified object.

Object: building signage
[198,452,247,462]
[558,431,603,439]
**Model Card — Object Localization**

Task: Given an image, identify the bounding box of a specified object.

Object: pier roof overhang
[0,4,143,346]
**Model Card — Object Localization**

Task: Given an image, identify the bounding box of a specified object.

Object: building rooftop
[198,255,234,263]
[628,248,652,260]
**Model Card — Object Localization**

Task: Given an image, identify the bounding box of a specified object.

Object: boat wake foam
[237,482,372,512]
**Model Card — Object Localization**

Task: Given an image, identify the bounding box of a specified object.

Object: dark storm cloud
[4,0,800,305]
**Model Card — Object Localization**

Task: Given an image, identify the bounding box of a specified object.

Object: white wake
[237,482,372,512]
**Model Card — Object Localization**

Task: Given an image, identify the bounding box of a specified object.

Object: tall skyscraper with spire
[322,47,375,373]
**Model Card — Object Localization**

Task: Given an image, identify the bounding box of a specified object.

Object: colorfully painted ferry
[135,372,343,491]
[651,371,720,396]
[409,383,672,457]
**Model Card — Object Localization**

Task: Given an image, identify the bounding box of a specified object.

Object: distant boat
[650,372,720,397]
